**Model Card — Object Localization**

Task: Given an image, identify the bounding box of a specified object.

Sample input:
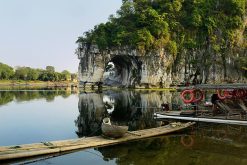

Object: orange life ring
[232,89,238,99]
[232,89,244,99]
[224,90,233,99]
[180,135,194,148]
[243,89,247,97]
[237,89,245,98]
[217,89,226,100]
[181,89,195,104]
[244,89,247,98]
[192,89,204,103]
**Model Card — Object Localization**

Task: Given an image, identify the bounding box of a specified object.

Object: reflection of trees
[192,124,247,148]
[14,91,40,102]
[61,91,71,98]
[0,91,15,105]
[0,88,75,106]
[97,136,176,165]
[96,125,247,165]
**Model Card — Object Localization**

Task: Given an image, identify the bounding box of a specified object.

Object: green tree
[0,62,14,80]
[61,70,71,81]
[46,66,55,73]
[15,67,28,80]
[26,68,39,80]
[71,73,78,81]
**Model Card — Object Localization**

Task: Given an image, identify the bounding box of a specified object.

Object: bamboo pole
[155,113,247,125]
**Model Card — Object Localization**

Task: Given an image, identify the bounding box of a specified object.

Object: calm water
[0,88,247,165]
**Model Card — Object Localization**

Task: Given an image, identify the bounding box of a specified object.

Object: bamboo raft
[0,122,194,161]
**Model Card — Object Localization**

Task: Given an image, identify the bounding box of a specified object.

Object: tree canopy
[77,0,246,52]
[0,62,14,80]
[0,63,76,81]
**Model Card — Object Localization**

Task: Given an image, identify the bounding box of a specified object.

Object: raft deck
[0,122,194,161]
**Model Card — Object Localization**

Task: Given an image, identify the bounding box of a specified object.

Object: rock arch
[103,55,142,87]
[77,44,173,88]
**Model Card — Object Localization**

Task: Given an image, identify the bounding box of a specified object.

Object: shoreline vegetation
[0,62,78,88]
[0,80,177,91]
[0,80,78,88]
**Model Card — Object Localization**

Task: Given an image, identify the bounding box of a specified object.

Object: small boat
[101,118,128,138]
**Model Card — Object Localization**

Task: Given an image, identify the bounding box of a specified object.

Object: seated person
[161,103,169,111]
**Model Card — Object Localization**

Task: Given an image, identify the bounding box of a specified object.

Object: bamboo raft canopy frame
[0,122,194,161]
[180,83,247,90]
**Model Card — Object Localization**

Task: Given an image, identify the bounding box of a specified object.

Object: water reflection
[0,88,79,146]
[0,87,78,106]
[0,91,14,105]
[13,124,247,165]
[75,90,181,137]
[192,124,247,147]
[96,124,247,165]
[1,89,247,165]
[74,90,247,164]
[75,92,106,137]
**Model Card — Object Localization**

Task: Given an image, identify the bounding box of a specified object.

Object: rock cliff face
[77,43,175,88]
[77,42,246,88]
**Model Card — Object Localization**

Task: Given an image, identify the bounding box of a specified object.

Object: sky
[0,0,122,73]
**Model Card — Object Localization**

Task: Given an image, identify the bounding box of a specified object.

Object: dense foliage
[0,62,77,81]
[77,0,247,78]
[0,63,14,80]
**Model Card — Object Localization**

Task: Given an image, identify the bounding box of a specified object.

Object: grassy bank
[0,80,78,87]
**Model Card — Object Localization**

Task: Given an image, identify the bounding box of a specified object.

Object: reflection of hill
[105,90,171,130]
[193,124,247,149]
[0,89,75,106]
[97,126,247,165]
[75,92,106,137]
[75,90,174,136]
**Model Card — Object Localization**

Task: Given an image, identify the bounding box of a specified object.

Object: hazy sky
[0,0,122,72]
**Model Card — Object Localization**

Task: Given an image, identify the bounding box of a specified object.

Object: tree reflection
[0,88,76,106]
[96,124,247,165]
[74,98,247,165]
[0,91,15,105]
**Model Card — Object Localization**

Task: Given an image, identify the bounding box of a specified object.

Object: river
[0,88,247,165]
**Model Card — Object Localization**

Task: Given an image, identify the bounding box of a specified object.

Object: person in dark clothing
[211,93,220,115]
[105,101,113,109]
[161,103,169,111]
[211,93,219,104]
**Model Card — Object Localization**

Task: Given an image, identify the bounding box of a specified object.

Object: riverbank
[0,80,78,88]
